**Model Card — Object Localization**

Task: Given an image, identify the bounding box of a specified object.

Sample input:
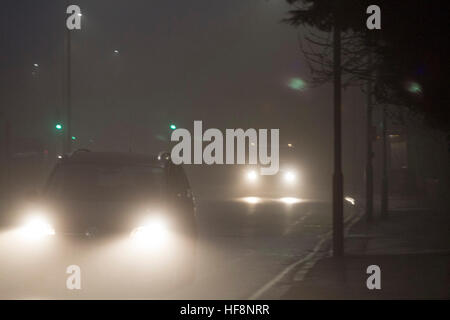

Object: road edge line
[248,207,363,300]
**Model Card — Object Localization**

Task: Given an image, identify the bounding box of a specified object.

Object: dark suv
[3,150,197,289]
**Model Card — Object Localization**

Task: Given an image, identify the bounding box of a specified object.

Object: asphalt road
[0,197,356,299]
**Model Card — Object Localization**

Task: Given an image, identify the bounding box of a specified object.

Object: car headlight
[283,171,296,184]
[19,216,55,239]
[246,170,258,183]
[130,217,169,249]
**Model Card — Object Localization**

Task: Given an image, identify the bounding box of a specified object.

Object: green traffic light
[170,124,177,130]
[288,77,306,91]
[56,124,63,130]
[71,136,77,141]
[408,82,422,94]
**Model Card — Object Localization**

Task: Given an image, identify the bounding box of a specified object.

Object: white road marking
[248,208,363,300]
[294,209,362,282]
[283,210,312,235]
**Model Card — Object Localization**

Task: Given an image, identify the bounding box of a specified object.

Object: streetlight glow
[408,81,422,94]
[288,77,306,91]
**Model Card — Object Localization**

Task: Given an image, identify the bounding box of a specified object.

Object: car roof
[61,151,165,167]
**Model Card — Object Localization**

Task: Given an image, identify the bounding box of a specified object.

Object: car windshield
[45,163,165,201]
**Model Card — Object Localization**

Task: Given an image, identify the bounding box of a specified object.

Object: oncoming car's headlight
[283,170,297,184]
[18,216,55,239]
[246,170,258,183]
[130,217,169,249]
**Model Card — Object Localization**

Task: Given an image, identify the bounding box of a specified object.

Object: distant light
[344,197,356,206]
[279,197,302,205]
[288,78,306,91]
[57,155,63,159]
[246,170,258,182]
[78,13,82,17]
[408,82,422,94]
[170,124,177,130]
[242,197,261,204]
[114,49,120,54]
[288,143,293,148]
[283,171,296,184]
[33,63,39,67]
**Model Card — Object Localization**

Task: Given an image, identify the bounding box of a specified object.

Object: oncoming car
[1,150,197,289]
[238,165,303,205]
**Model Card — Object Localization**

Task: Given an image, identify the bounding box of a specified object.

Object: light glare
[279,197,301,205]
[288,78,306,91]
[408,81,422,94]
[344,196,356,206]
[283,171,296,183]
[19,217,55,239]
[131,218,169,250]
[246,170,258,182]
[242,197,261,204]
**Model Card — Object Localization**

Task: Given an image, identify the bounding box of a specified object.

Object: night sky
[1,0,366,196]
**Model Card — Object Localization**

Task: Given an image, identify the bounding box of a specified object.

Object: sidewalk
[282,201,450,299]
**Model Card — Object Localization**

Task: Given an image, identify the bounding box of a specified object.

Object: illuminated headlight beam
[242,196,261,204]
[130,218,169,250]
[18,217,55,239]
[246,170,258,182]
[279,197,302,205]
[283,171,296,184]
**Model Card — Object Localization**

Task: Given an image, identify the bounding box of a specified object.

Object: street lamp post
[332,8,344,258]
[65,18,72,154]
[381,104,389,219]
[366,50,374,222]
